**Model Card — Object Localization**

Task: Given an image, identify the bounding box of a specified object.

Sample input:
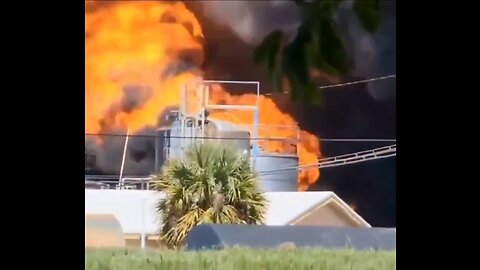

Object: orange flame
[85,1,321,190]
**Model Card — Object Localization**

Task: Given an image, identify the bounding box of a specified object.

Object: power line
[85,133,396,143]
[257,144,396,175]
[85,133,300,141]
[318,75,396,89]
[264,74,396,96]
[257,153,396,176]
[316,144,396,164]
[86,145,396,185]
[320,138,396,142]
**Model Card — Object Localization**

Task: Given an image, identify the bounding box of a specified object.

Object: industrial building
[85,190,370,248]
[84,81,372,249]
[86,81,301,192]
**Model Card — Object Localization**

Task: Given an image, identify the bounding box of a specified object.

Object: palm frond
[152,141,268,249]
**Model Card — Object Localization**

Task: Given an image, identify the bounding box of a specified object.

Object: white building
[85,190,370,248]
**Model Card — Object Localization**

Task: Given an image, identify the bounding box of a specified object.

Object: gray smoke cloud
[86,55,197,175]
[200,0,301,45]
[85,126,157,175]
[200,0,396,101]
[121,85,153,113]
[98,84,153,132]
[87,84,158,175]
[86,104,180,175]
[335,1,396,100]
[161,49,203,80]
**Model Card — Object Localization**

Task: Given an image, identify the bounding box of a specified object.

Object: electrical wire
[264,74,396,96]
[318,75,396,89]
[85,133,395,143]
[257,144,396,175]
[86,144,397,185]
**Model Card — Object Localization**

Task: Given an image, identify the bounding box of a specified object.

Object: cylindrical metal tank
[205,120,251,154]
[155,118,299,192]
[85,214,125,248]
[255,153,299,192]
[155,119,251,168]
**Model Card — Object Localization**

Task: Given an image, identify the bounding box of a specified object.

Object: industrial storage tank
[255,152,298,191]
[154,117,299,192]
[85,214,125,248]
[152,80,301,191]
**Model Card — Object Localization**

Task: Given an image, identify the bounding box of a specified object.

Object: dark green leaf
[353,0,381,33]
[312,0,344,17]
[282,22,321,103]
[253,30,283,68]
[254,30,284,92]
[252,0,379,105]
[292,0,308,7]
[270,63,283,93]
[310,17,349,75]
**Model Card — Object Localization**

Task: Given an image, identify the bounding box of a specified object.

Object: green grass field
[85,248,396,270]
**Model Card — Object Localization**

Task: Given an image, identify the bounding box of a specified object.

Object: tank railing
[120,177,152,190]
[163,136,298,156]
[197,80,261,168]
[232,124,300,139]
[85,175,147,183]
[85,177,153,190]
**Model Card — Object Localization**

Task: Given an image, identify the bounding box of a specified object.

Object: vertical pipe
[252,109,259,169]
[204,85,209,144]
[190,119,194,144]
[205,84,210,107]
[200,84,206,143]
[119,128,130,189]
[296,127,300,155]
[154,129,159,172]
[181,85,186,149]
[198,83,203,115]
[252,82,260,169]
[140,197,146,249]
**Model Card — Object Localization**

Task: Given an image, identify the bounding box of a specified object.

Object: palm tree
[152,142,267,249]
[254,0,383,104]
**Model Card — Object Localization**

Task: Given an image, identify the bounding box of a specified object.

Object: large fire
[85,1,321,191]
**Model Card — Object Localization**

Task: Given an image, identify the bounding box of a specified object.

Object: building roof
[265,192,370,227]
[85,190,370,235]
[185,224,395,251]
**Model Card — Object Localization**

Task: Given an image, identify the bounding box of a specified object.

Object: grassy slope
[85,248,396,270]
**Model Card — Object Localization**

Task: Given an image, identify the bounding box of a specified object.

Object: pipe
[202,80,260,84]
[252,108,259,169]
[140,197,147,249]
[118,128,130,188]
[154,130,159,172]
[206,104,257,111]
[200,85,205,143]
